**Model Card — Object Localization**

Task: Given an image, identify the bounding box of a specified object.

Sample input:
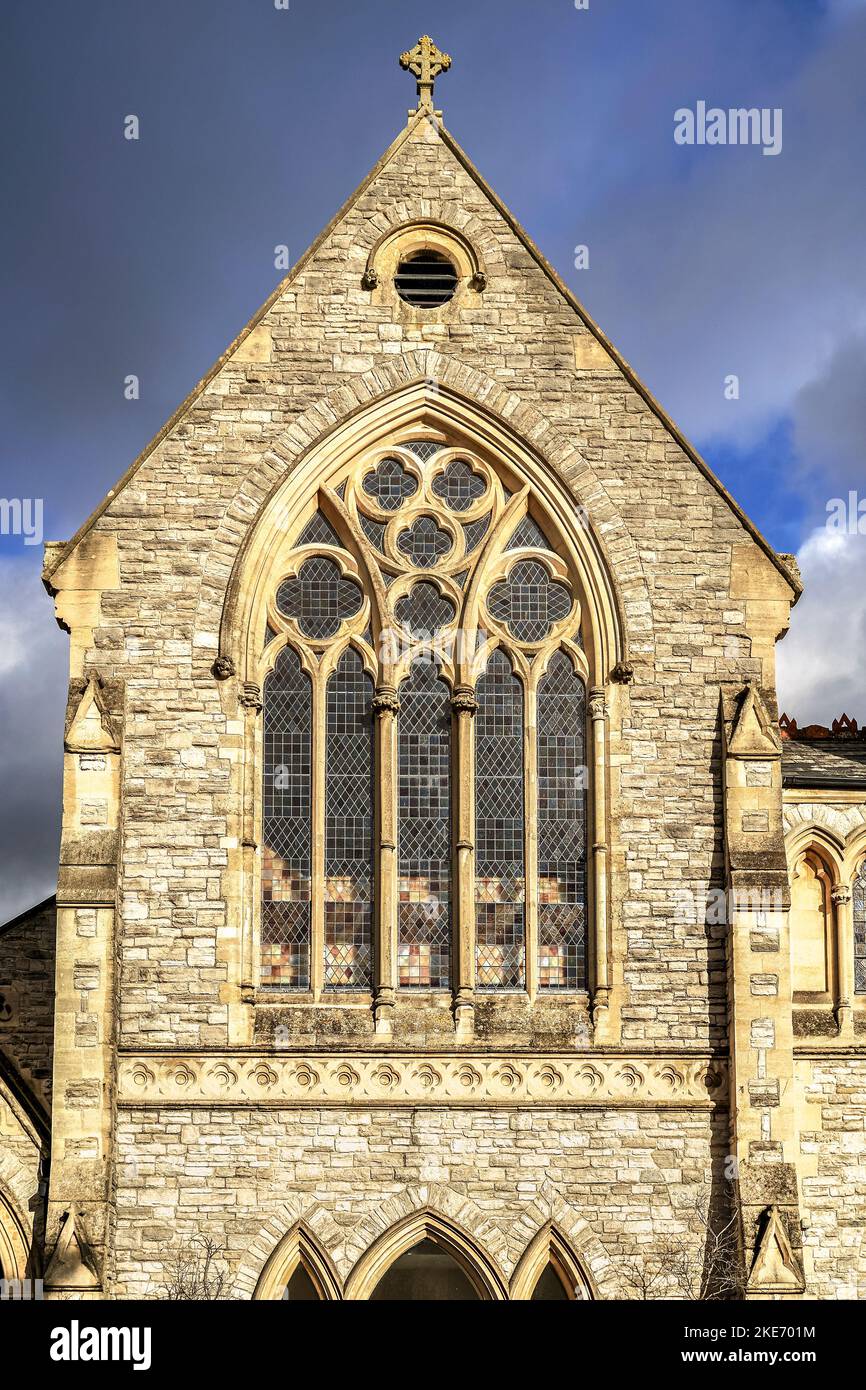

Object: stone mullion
[239,683,263,1027]
[588,686,610,1028]
[310,668,327,1001]
[831,883,854,1035]
[452,686,477,1038]
[373,687,400,1034]
[524,677,539,1002]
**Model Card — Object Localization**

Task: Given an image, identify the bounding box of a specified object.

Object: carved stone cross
[400,35,452,109]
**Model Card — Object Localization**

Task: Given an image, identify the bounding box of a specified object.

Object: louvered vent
[394,251,459,307]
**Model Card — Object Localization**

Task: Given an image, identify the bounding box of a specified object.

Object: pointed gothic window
[398,660,451,988]
[475,649,526,991]
[855,860,866,994]
[257,434,593,1008]
[261,648,312,989]
[324,650,374,991]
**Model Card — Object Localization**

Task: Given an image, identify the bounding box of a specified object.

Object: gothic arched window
[855,860,866,995]
[257,435,592,1011]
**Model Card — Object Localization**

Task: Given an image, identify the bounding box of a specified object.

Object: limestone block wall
[109,1104,730,1298]
[797,1056,866,1299]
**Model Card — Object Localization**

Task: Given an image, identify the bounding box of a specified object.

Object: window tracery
[258,435,591,1006]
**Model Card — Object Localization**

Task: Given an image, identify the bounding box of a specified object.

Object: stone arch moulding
[784,824,845,883]
[343,1209,508,1301]
[251,1221,342,1301]
[510,1221,596,1300]
[364,220,486,303]
[218,371,632,689]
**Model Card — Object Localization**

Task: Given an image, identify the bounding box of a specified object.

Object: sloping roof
[43,108,800,600]
[782,739,866,789]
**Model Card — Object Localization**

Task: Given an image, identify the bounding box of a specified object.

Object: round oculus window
[394,250,459,308]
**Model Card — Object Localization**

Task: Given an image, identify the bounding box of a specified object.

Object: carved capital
[361,267,379,291]
[588,686,607,721]
[469,271,487,292]
[610,660,634,685]
[451,686,478,716]
[239,682,263,712]
[831,884,852,906]
[212,655,236,681]
[372,687,401,718]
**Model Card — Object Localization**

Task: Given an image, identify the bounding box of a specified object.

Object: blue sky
[1,0,864,918]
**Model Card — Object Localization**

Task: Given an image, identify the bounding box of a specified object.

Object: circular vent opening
[395,250,459,308]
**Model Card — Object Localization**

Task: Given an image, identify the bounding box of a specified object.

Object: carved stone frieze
[117,1052,728,1109]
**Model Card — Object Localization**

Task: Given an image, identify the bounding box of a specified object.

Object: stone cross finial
[400,35,452,110]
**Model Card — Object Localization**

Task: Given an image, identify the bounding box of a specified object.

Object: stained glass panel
[855,860,866,994]
[276,557,362,639]
[538,651,587,990]
[475,649,526,990]
[507,516,553,552]
[488,560,571,643]
[395,581,456,638]
[261,647,312,990]
[324,649,374,990]
[397,516,453,569]
[398,661,451,989]
[404,440,442,462]
[432,459,487,512]
[363,457,418,511]
[297,512,342,548]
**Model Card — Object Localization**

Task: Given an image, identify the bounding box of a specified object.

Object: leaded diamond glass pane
[397,516,453,569]
[432,460,487,513]
[360,516,386,552]
[507,516,554,552]
[488,560,572,643]
[538,651,587,990]
[363,457,418,511]
[325,649,374,990]
[276,557,362,639]
[298,512,342,547]
[398,661,451,988]
[855,860,866,994]
[462,515,491,554]
[404,440,442,462]
[395,582,456,638]
[261,647,311,990]
[475,649,525,990]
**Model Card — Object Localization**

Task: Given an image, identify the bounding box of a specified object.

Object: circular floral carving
[250,1063,278,1090]
[496,1064,522,1092]
[373,1065,401,1091]
[292,1064,320,1090]
[577,1065,604,1093]
[335,1064,360,1090]
[131,1063,155,1090]
[616,1065,644,1094]
[455,1064,482,1093]
[170,1064,197,1091]
[658,1065,684,1093]
[534,1064,563,1093]
[209,1063,238,1091]
[414,1064,443,1092]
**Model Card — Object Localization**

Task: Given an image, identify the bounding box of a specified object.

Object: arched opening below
[530,1261,571,1300]
[368,1239,481,1301]
[282,1264,322,1301]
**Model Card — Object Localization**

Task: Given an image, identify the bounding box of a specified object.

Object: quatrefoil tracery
[264,440,585,683]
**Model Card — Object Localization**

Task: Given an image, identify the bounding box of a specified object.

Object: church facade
[2,38,865,1300]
